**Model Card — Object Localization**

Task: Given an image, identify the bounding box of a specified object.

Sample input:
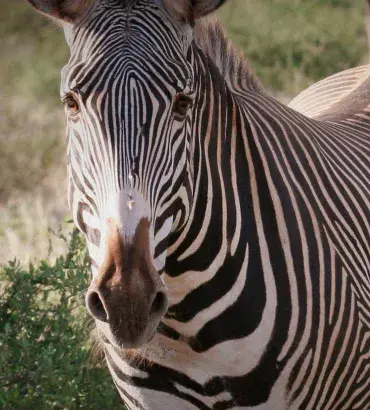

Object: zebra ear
[26,0,93,23]
[161,0,227,23]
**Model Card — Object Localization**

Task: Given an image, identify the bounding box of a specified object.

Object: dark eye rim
[62,94,80,116]
[173,93,193,121]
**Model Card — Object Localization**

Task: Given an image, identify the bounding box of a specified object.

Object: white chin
[96,321,153,349]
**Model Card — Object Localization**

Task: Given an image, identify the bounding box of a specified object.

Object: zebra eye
[64,96,80,116]
[173,93,193,120]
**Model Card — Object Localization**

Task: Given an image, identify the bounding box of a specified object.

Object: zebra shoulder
[288,64,370,121]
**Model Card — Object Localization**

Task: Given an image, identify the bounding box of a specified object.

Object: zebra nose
[86,289,109,322]
[149,290,168,318]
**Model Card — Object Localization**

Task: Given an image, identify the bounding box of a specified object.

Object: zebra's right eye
[63,96,80,116]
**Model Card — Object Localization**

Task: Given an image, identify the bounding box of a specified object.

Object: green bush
[0,230,123,410]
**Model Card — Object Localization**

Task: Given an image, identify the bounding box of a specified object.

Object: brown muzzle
[86,218,168,348]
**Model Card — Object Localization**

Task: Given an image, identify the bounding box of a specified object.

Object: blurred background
[0,0,368,408]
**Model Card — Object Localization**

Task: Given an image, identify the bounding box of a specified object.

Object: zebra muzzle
[85,218,169,348]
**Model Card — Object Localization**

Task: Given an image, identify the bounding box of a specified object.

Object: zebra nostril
[86,290,108,322]
[149,291,168,317]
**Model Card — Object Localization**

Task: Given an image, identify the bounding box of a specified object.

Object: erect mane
[194,18,262,92]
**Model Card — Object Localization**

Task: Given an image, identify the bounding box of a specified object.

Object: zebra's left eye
[173,93,193,120]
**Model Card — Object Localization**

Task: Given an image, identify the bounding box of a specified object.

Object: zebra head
[27,0,226,348]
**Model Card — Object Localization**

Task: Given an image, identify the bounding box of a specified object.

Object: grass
[0,1,67,202]
[0,0,67,103]
[219,0,367,95]
[0,1,69,262]
[0,194,69,264]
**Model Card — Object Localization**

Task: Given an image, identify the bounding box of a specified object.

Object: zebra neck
[162,46,274,351]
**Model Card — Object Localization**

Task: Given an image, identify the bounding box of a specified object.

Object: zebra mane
[194,17,262,92]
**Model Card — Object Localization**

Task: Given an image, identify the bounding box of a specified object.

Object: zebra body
[109,65,370,409]
[26,0,370,408]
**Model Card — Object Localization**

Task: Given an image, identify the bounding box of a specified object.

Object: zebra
[26,0,370,409]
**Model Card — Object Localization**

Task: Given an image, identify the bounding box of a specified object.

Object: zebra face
[62,1,199,349]
[26,0,227,349]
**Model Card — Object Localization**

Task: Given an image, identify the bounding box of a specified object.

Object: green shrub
[0,229,123,410]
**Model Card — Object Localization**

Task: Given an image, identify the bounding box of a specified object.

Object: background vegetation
[0,0,367,408]
[1,230,122,409]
